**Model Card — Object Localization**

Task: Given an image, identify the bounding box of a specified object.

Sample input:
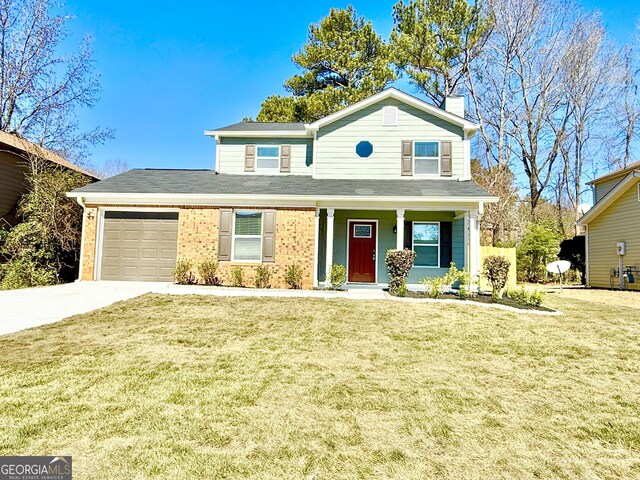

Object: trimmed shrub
[483,255,510,301]
[198,258,221,286]
[228,266,244,287]
[329,264,347,289]
[284,264,303,289]
[254,265,271,288]
[385,249,416,295]
[173,259,196,285]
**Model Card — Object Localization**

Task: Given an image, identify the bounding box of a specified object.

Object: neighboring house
[0,131,99,226]
[68,88,497,288]
[578,161,640,291]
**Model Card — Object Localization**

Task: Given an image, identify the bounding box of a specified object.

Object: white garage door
[99,211,179,281]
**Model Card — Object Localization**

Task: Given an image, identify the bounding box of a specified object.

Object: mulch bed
[402,291,555,312]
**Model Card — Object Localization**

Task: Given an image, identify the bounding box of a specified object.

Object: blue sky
[65,0,639,171]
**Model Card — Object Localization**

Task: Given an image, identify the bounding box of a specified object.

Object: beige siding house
[578,161,640,290]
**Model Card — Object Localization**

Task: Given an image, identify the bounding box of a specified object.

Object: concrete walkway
[0,281,388,336]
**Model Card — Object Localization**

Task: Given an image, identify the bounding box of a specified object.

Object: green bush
[505,286,547,307]
[396,281,408,297]
[254,265,271,288]
[419,262,472,300]
[329,264,346,289]
[483,255,510,301]
[0,258,56,290]
[385,249,416,295]
[284,264,303,289]
[198,258,221,286]
[228,266,244,287]
[517,223,562,283]
[172,259,196,285]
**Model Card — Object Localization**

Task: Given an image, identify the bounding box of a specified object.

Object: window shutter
[401,140,413,176]
[218,209,232,261]
[439,221,452,267]
[280,145,291,173]
[262,210,276,262]
[403,221,412,250]
[441,140,452,177]
[245,144,255,172]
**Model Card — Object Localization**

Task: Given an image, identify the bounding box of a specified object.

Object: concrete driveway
[0,281,171,336]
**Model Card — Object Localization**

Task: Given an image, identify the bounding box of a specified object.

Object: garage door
[99,211,179,281]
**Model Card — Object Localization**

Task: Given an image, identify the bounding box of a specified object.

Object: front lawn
[1,290,639,479]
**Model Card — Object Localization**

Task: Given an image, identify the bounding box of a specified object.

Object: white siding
[588,181,640,290]
[314,98,466,179]
[218,137,313,175]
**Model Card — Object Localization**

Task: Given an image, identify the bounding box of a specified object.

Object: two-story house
[68,88,496,288]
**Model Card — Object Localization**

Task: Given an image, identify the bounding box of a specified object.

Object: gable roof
[578,170,640,225]
[0,130,99,179]
[307,88,478,133]
[204,88,479,138]
[586,160,640,185]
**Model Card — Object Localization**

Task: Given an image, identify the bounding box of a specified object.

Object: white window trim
[255,145,281,173]
[413,140,441,177]
[382,106,398,126]
[231,210,263,262]
[412,221,440,268]
[353,223,372,238]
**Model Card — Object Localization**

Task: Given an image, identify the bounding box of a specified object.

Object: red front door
[348,221,376,283]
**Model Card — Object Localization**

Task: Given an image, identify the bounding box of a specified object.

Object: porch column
[396,208,405,250]
[313,208,320,288]
[469,209,480,281]
[324,208,335,288]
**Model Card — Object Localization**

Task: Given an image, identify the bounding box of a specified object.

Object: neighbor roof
[69,169,495,201]
[0,130,99,179]
[578,170,640,225]
[213,122,306,132]
[587,160,640,185]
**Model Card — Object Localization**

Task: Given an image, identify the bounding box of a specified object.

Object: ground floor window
[233,211,262,261]
[412,222,439,267]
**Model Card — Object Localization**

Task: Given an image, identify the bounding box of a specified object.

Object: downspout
[76,196,86,281]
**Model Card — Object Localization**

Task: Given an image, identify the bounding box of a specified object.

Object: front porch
[313,207,481,288]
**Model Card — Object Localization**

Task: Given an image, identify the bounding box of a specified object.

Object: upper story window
[382,106,398,126]
[232,211,262,261]
[256,146,280,171]
[414,141,440,175]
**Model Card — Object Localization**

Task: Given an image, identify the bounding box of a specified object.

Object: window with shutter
[232,211,262,261]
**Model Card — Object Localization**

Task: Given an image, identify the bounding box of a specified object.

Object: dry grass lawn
[1,289,639,479]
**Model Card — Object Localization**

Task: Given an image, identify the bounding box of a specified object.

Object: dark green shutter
[404,221,412,250]
[439,221,452,267]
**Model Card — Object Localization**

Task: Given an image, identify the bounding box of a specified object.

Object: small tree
[517,223,562,283]
[385,249,416,295]
[483,255,510,301]
[228,266,244,287]
[0,156,90,289]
